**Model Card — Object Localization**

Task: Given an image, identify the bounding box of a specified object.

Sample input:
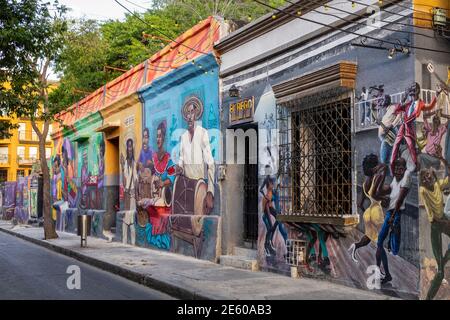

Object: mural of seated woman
[137,121,175,249]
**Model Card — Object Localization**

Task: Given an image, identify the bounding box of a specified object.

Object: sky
[56,0,150,21]
[48,0,151,79]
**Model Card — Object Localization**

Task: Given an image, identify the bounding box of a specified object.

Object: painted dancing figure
[390,82,438,174]
[260,172,288,256]
[348,154,386,264]
[419,157,450,299]
[375,158,411,284]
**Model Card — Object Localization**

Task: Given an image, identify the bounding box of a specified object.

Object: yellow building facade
[0,116,53,182]
[0,82,55,182]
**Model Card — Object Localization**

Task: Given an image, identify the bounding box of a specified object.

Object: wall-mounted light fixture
[388,47,396,59]
[229,85,240,98]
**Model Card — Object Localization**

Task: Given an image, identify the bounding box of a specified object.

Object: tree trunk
[39,122,58,239]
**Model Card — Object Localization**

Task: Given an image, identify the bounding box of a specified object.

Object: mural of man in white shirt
[178,96,215,213]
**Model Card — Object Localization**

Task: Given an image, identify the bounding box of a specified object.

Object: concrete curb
[0,227,210,300]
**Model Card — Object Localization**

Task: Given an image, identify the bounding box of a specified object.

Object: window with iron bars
[277,92,352,220]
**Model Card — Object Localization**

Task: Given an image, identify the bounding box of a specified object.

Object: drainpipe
[102,85,107,106]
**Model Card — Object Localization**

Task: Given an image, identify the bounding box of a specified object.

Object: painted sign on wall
[229,96,255,125]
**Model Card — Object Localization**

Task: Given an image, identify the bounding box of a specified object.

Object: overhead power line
[349,0,434,22]
[124,0,149,11]
[114,0,207,55]
[288,0,446,35]
[296,0,435,39]
[252,0,450,55]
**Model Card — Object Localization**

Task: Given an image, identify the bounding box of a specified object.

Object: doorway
[243,124,258,247]
[104,136,120,231]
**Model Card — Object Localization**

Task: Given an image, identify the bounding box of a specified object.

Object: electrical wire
[334,1,444,31]
[114,0,221,68]
[300,0,435,39]
[320,0,445,30]
[288,0,445,35]
[145,23,221,65]
[114,0,207,55]
[252,0,450,54]
[349,0,434,22]
[377,0,448,15]
[123,0,149,11]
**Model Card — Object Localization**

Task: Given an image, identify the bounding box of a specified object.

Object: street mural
[2,181,17,220]
[50,125,105,233]
[13,177,29,224]
[257,87,345,275]
[134,53,221,261]
[416,78,450,300]
[343,79,447,297]
[256,86,288,269]
[78,133,105,210]
[61,138,77,207]
[255,80,448,297]
[52,132,105,212]
[119,128,138,246]
[120,131,138,212]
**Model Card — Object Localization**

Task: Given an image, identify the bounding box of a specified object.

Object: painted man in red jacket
[390,82,439,174]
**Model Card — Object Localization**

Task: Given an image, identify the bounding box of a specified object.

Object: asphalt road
[0,231,175,300]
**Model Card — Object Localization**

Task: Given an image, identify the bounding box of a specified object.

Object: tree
[0,0,69,239]
[152,0,286,25]
[51,18,110,108]
[52,0,283,107]
[52,10,186,107]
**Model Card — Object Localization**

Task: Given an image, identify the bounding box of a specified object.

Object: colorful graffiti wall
[415,76,450,299]
[256,85,286,269]
[135,53,221,261]
[13,177,30,224]
[252,51,427,299]
[52,112,105,232]
[2,181,16,220]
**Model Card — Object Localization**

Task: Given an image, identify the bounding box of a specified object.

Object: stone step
[219,255,259,272]
[233,246,258,259]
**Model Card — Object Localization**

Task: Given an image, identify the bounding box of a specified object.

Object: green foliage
[0,120,17,139]
[52,9,186,107]
[51,0,284,108]
[152,0,286,24]
[51,18,109,107]
[0,0,68,127]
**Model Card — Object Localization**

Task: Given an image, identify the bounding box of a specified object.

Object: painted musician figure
[418,111,450,170]
[169,96,216,259]
[377,95,401,168]
[390,82,439,174]
[177,95,215,214]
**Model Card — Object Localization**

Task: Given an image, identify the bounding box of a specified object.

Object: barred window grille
[278,94,352,219]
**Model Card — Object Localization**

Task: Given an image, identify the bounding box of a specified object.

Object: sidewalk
[0,221,396,300]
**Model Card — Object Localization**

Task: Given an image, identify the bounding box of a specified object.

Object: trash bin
[77,214,91,247]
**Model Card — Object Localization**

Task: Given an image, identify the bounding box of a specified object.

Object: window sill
[276,214,359,227]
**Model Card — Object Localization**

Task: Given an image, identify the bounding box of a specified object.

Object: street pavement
[0,231,174,300]
[0,221,397,300]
